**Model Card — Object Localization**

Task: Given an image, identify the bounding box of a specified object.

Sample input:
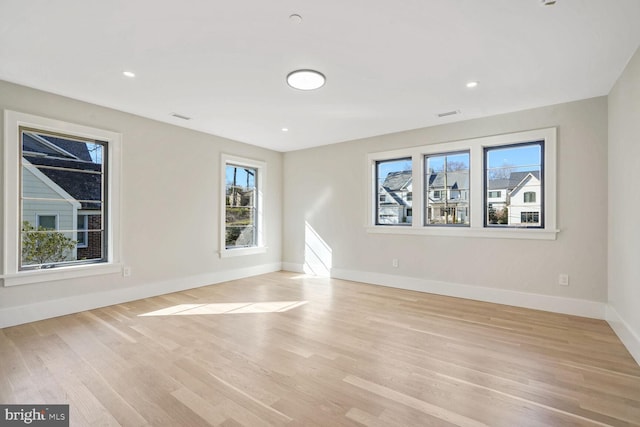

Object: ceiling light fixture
[281,127,289,132]
[287,69,326,91]
[540,0,556,5]
[122,71,136,78]
[466,81,479,88]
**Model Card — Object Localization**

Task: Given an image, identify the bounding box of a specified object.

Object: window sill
[219,246,268,258]
[1,263,123,287]
[366,226,558,240]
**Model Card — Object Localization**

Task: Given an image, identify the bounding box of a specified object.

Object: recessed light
[289,14,302,23]
[281,127,289,132]
[287,69,326,91]
[466,81,478,88]
[123,71,136,78]
[540,0,556,5]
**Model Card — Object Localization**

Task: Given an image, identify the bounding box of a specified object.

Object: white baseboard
[0,262,282,329]
[606,305,640,365]
[330,268,606,319]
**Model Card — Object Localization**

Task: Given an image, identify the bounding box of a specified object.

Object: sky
[377,142,542,182]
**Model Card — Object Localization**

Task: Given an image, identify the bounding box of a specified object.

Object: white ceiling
[1,1,639,152]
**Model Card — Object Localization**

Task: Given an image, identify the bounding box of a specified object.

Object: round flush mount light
[122,71,136,78]
[287,69,326,91]
[466,81,479,88]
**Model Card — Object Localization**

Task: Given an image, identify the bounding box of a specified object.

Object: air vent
[437,110,460,118]
[171,113,191,120]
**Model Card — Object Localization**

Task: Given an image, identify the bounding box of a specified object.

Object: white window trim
[366,127,558,240]
[219,154,267,258]
[2,110,122,286]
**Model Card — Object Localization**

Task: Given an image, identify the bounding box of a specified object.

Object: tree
[446,161,468,172]
[488,162,514,180]
[22,221,76,266]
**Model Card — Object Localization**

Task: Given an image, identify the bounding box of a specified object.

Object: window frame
[366,127,557,240]
[374,157,412,226]
[424,150,470,227]
[483,140,544,229]
[2,110,122,287]
[219,154,267,258]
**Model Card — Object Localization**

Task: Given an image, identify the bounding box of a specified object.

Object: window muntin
[485,141,543,228]
[225,164,257,249]
[20,128,107,270]
[375,158,412,225]
[425,151,470,226]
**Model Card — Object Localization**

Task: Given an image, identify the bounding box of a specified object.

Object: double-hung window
[220,154,266,257]
[3,111,122,286]
[367,128,556,239]
[375,158,412,225]
[425,151,470,226]
[484,141,543,228]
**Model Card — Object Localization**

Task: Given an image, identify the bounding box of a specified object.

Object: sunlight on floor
[138,301,308,316]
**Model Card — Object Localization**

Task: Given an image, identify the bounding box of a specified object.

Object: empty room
[1,1,639,426]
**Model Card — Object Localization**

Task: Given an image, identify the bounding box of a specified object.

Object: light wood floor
[1,272,639,426]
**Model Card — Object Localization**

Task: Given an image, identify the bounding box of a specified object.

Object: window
[524,192,536,203]
[425,151,470,226]
[485,141,543,228]
[367,127,556,240]
[521,212,539,223]
[220,154,266,257]
[375,158,412,225]
[19,128,107,270]
[36,214,57,230]
[225,164,257,248]
[77,215,88,248]
[3,111,122,286]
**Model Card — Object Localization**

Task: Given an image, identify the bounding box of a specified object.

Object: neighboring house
[22,132,103,261]
[426,171,469,225]
[379,171,412,224]
[379,169,540,226]
[487,171,541,226]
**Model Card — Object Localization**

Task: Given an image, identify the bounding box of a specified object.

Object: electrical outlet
[392,258,399,268]
[558,274,569,286]
[123,266,132,277]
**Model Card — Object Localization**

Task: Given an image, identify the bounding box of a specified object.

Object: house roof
[23,133,103,210]
[427,171,469,190]
[488,171,540,191]
[381,171,411,191]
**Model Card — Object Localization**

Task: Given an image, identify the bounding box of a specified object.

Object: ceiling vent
[171,113,191,120]
[437,110,460,118]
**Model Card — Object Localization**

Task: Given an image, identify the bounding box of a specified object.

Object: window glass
[225,164,257,248]
[21,129,106,269]
[485,142,543,227]
[375,158,412,225]
[425,151,470,226]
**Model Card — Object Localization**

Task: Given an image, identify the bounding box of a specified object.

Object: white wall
[0,80,283,327]
[284,97,608,317]
[608,46,640,363]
